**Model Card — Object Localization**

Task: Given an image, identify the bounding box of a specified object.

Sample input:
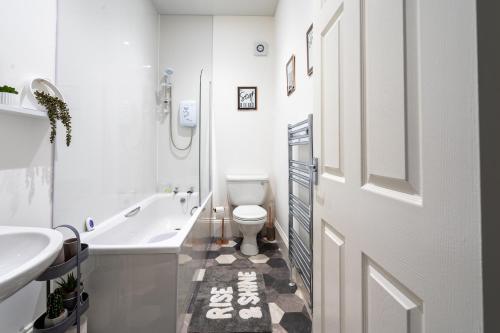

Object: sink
[0,226,63,302]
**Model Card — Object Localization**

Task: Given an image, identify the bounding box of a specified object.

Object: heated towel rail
[288,114,317,306]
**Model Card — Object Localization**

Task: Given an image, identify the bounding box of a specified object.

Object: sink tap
[187,186,194,195]
[173,187,179,195]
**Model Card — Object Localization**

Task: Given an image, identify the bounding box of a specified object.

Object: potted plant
[63,237,79,261]
[33,90,72,146]
[44,291,68,328]
[0,85,19,105]
[56,272,81,310]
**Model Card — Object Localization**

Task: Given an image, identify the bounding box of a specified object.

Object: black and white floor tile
[183,237,312,333]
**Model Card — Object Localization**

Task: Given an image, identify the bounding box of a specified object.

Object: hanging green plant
[34,91,72,146]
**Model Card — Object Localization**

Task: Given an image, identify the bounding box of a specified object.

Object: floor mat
[184,237,312,333]
[188,268,272,332]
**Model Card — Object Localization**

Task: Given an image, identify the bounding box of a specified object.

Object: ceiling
[152,0,279,16]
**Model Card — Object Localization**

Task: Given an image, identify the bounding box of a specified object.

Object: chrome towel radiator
[288,114,317,305]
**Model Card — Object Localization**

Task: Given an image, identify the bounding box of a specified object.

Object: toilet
[226,174,269,256]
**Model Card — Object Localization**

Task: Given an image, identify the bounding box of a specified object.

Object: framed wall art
[286,55,296,96]
[306,24,313,76]
[238,86,257,110]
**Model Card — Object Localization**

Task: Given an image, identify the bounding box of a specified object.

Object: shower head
[163,68,174,87]
[164,68,174,76]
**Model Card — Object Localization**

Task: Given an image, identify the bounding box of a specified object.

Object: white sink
[0,226,63,302]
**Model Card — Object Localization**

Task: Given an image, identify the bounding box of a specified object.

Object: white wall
[157,15,213,196]
[271,1,314,237]
[0,1,56,331]
[212,16,275,207]
[53,0,159,232]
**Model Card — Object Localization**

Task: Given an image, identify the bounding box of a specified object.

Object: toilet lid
[233,205,267,221]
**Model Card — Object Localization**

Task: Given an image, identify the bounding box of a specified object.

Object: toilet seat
[233,205,267,224]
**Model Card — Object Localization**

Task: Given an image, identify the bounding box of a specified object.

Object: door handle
[312,157,319,186]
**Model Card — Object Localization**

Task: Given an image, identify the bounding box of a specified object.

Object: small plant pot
[0,92,17,105]
[44,308,68,328]
[62,284,84,311]
[62,291,78,311]
[51,247,65,266]
[64,238,79,261]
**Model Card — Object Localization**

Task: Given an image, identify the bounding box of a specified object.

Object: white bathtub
[81,192,213,333]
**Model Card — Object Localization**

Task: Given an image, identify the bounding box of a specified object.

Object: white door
[312,0,483,332]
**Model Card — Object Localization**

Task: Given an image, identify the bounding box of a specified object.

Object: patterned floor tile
[193,268,206,282]
[206,250,220,259]
[230,258,255,268]
[267,258,288,268]
[208,243,221,251]
[272,324,288,333]
[179,313,192,333]
[249,254,270,264]
[179,254,192,265]
[253,263,273,274]
[265,287,280,303]
[205,259,217,267]
[280,313,312,333]
[215,254,237,264]
[269,302,285,324]
[219,246,237,254]
[275,294,306,312]
[221,240,237,247]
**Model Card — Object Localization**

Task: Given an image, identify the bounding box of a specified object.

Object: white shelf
[0,104,47,119]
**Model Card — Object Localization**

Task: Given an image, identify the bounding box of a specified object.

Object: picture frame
[286,55,296,96]
[238,86,258,110]
[306,24,313,76]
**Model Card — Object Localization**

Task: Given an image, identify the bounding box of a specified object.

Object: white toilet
[226,174,269,256]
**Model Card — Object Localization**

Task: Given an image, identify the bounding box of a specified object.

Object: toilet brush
[265,204,276,241]
[214,206,229,245]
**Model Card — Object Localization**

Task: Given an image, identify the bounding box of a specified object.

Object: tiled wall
[53,0,159,232]
[0,1,57,331]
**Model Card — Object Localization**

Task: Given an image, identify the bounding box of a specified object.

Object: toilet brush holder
[265,226,276,241]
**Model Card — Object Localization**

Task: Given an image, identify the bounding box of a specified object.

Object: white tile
[269,302,285,324]
[193,268,206,281]
[249,254,270,264]
[179,254,192,265]
[215,254,237,264]
[221,240,237,248]
[295,288,306,303]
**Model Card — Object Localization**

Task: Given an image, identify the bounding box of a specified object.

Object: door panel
[364,257,423,333]
[363,0,407,181]
[321,8,344,180]
[361,0,421,200]
[321,221,344,333]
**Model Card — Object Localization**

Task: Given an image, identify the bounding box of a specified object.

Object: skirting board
[274,219,289,249]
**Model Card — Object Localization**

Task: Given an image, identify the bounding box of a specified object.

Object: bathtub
[81,192,213,333]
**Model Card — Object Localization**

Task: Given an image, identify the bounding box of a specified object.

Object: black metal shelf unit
[33,225,89,333]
